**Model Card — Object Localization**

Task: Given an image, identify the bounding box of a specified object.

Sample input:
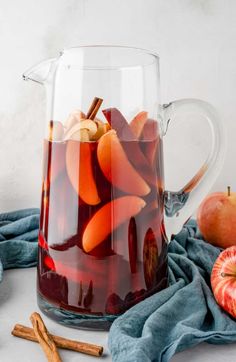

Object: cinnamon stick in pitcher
[86,97,103,120]
[11,324,103,357]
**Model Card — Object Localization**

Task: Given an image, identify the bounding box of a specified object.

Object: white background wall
[0,0,235,212]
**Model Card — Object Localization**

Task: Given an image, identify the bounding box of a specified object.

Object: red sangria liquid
[37,107,168,329]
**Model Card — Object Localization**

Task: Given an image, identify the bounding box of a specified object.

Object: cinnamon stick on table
[30,312,62,362]
[11,324,103,357]
[86,97,103,120]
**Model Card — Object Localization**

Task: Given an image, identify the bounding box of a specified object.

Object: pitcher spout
[23,58,56,85]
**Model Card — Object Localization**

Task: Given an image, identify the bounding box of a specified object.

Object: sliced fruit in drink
[130,111,148,138]
[39,271,68,304]
[91,119,111,141]
[64,119,97,140]
[64,110,86,130]
[66,140,101,205]
[102,108,135,140]
[48,121,64,141]
[143,228,158,289]
[97,130,150,196]
[141,119,158,140]
[124,289,146,309]
[44,255,56,271]
[140,119,159,165]
[82,196,146,253]
[143,139,159,166]
[128,217,138,273]
[103,108,156,184]
[72,128,90,141]
[105,293,125,315]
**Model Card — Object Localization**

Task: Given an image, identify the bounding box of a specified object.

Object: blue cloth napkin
[109,220,236,362]
[0,208,40,282]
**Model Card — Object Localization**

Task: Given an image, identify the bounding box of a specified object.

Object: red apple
[211,246,236,318]
[197,187,236,248]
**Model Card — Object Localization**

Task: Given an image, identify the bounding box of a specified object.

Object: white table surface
[0,268,235,362]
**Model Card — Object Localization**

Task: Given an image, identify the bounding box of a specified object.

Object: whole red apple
[197,187,236,248]
[211,246,236,318]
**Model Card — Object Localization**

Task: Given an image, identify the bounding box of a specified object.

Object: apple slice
[64,119,97,140]
[66,140,101,205]
[102,108,135,140]
[143,139,159,166]
[64,110,86,130]
[143,227,158,289]
[105,293,125,315]
[128,217,138,273]
[141,119,158,140]
[82,196,146,253]
[48,121,64,141]
[71,128,90,141]
[90,119,111,141]
[140,119,160,165]
[97,130,150,196]
[130,111,148,139]
[102,108,155,184]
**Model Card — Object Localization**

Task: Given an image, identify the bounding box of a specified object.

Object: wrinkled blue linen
[109,220,236,362]
[0,208,40,281]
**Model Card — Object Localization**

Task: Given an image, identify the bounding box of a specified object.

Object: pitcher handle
[162,99,226,240]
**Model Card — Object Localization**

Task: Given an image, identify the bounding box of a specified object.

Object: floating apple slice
[141,119,158,140]
[102,108,135,140]
[90,119,111,141]
[39,271,68,304]
[64,109,86,130]
[143,227,158,289]
[102,108,155,185]
[130,111,148,139]
[48,121,64,141]
[105,293,125,315]
[66,140,101,205]
[64,119,97,140]
[80,119,98,138]
[67,128,90,141]
[104,123,111,132]
[140,119,160,165]
[128,217,137,273]
[82,196,146,253]
[143,139,159,167]
[75,129,90,141]
[97,130,150,196]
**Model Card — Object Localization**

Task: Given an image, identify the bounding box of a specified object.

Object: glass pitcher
[23,46,225,330]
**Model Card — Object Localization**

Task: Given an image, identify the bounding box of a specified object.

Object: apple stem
[227,186,231,197]
[221,272,236,277]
